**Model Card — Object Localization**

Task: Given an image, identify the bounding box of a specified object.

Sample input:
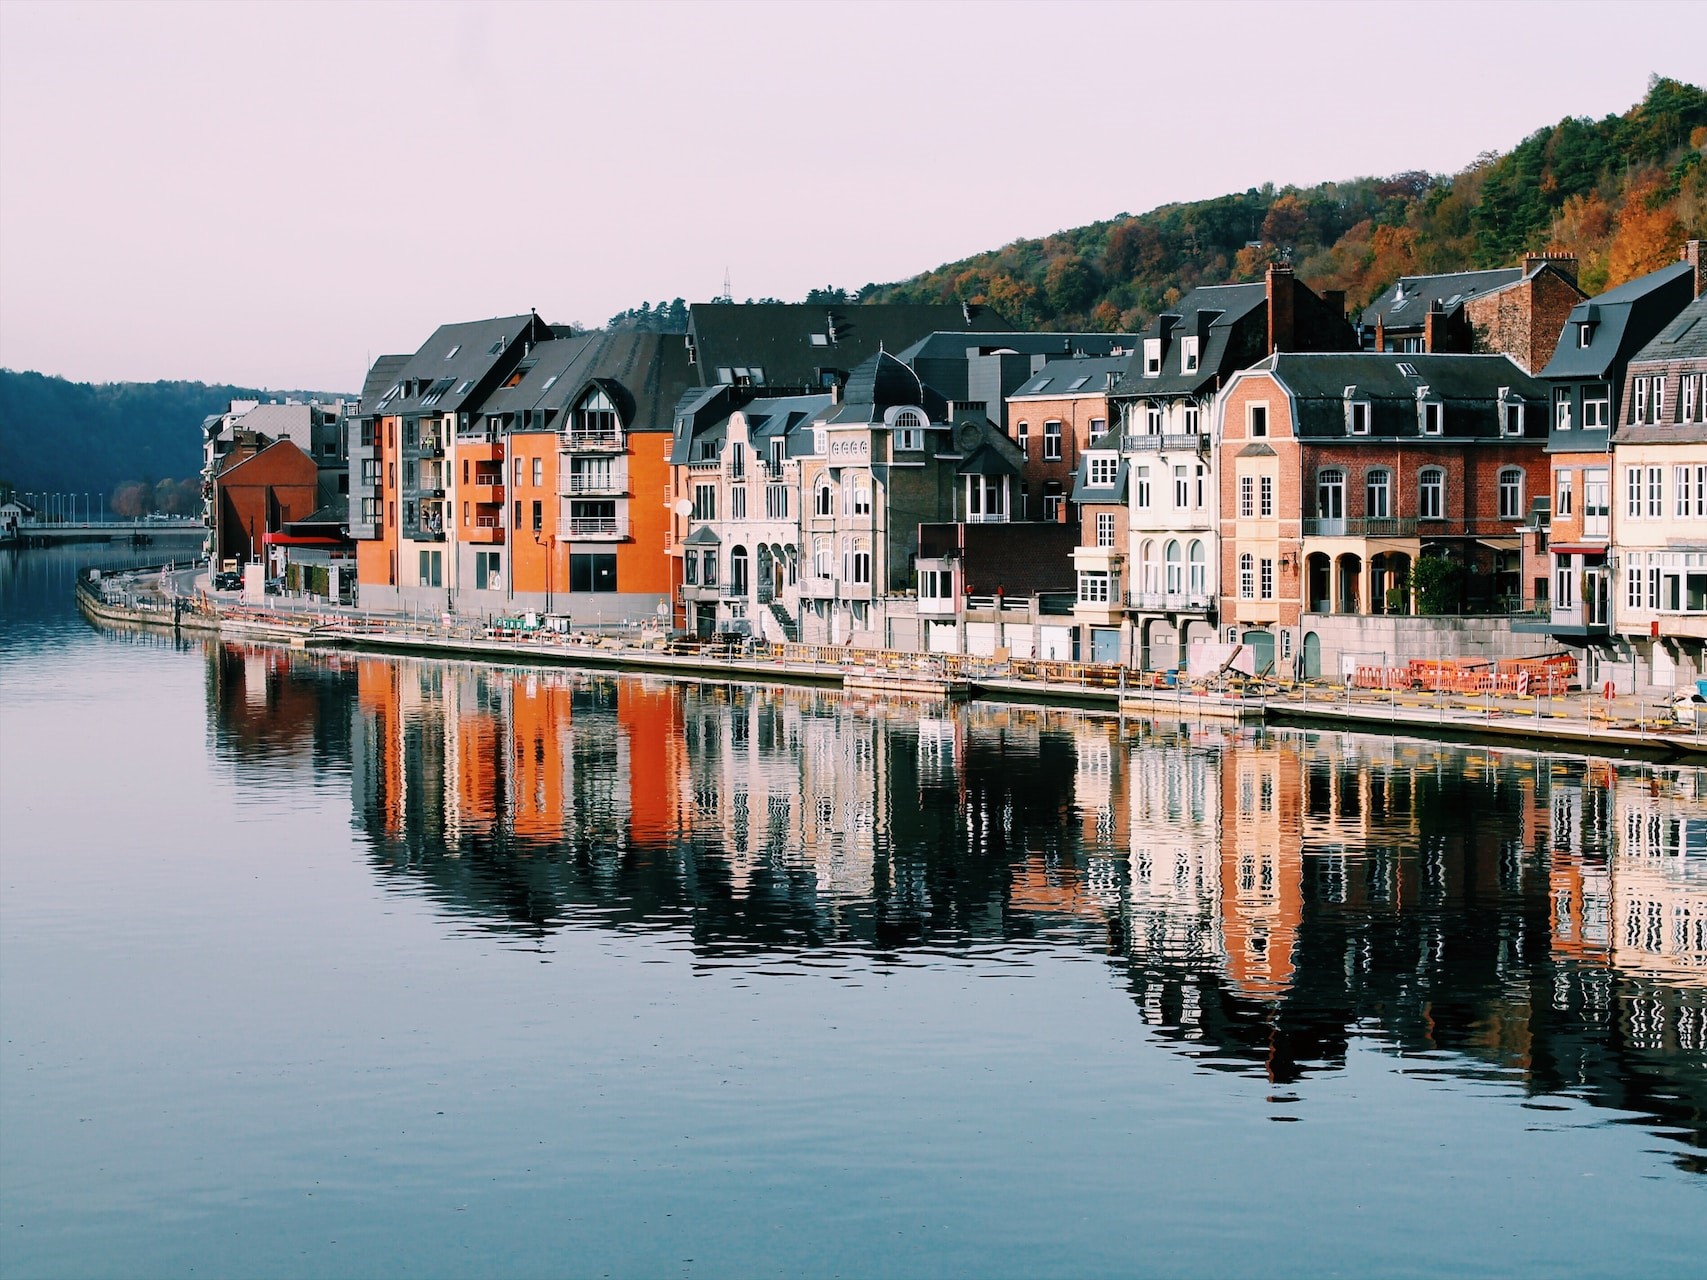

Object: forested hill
[859,77,1707,331]
[0,370,350,508]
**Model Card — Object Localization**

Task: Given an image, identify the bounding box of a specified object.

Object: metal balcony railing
[561,474,624,496]
[558,517,629,539]
[1302,516,1419,537]
[1121,433,1208,453]
[562,429,624,452]
[1124,591,1212,611]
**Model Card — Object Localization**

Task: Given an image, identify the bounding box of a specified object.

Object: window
[532,500,543,533]
[361,459,379,485]
[1239,553,1255,599]
[1174,465,1189,508]
[814,482,834,517]
[1134,465,1151,508]
[570,553,617,593]
[1145,403,1163,434]
[1647,465,1663,518]
[1677,466,1696,518]
[1648,564,1660,610]
[532,457,543,487]
[684,551,697,584]
[1555,387,1573,431]
[1188,540,1206,594]
[1259,475,1274,517]
[1097,512,1115,547]
[1195,463,1207,509]
[1498,468,1523,520]
[730,486,747,519]
[1144,339,1162,376]
[1653,377,1667,423]
[1555,470,1572,518]
[851,481,870,517]
[849,545,872,585]
[1366,468,1392,519]
[1578,322,1594,348]
[1165,540,1183,593]
[474,550,502,591]
[1016,422,1028,458]
[1184,404,1201,434]
[1088,456,1118,487]
[1249,403,1268,437]
[897,427,924,451]
[1239,475,1254,518]
[1634,376,1649,424]
[1420,400,1442,434]
[1682,373,1700,424]
[1626,465,1643,518]
[514,500,521,528]
[1316,469,1345,522]
[1044,420,1063,460]
[702,550,717,586]
[513,457,523,486]
[1555,562,1574,609]
[1260,558,1274,600]
[1181,337,1200,373]
[1348,401,1370,435]
[1078,571,1111,603]
[1627,561,1643,609]
[693,483,716,522]
[1418,467,1444,519]
[418,549,442,587]
[766,485,789,520]
[1584,468,1609,535]
[1503,403,1524,436]
[1044,494,1063,522]
[1584,384,1610,428]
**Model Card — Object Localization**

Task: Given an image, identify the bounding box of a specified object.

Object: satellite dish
[673,499,693,517]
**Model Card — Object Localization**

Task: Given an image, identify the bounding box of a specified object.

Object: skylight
[445,345,460,360]
[1030,377,1052,393]
[1397,362,1419,378]
[541,375,558,390]
[1068,376,1091,391]
[455,379,473,394]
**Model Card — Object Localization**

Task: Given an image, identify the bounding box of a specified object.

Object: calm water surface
[2,543,1704,1278]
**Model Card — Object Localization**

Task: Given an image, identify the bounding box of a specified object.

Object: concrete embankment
[77,568,1706,760]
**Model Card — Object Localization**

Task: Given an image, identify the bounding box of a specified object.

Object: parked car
[213,571,242,592]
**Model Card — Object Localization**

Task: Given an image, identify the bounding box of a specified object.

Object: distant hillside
[857,77,1706,331]
[0,371,351,509]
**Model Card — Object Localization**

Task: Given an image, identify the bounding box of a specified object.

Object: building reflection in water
[209,641,1707,1168]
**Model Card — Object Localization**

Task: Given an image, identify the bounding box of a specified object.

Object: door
[1316,469,1345,535]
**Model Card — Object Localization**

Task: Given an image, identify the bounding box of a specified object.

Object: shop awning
[1548,544,1608,556]
[1476,536,1522,552]
[263,532,345,547]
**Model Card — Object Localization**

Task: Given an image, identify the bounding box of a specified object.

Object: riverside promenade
[77,565,1707,760]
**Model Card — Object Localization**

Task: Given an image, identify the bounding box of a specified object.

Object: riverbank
[76,566,1707,760]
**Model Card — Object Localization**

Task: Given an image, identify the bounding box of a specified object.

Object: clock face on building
[958,422,980,450]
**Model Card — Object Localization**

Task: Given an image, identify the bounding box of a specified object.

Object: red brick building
[210,438,319,572]
[1218,352,1550,675]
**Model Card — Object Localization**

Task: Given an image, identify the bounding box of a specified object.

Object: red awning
[263,532,345,546]
[1548,544,1608,556]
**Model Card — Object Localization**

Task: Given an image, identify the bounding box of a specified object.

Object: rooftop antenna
[722,268,733,303]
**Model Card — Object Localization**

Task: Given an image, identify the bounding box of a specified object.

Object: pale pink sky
[2,0,1702,392]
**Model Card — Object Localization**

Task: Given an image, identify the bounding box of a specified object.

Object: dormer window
[1502,401,1524,437]
[894,407,926,452]
[1578,322,1594,348]
[1345,387,1369,435]
[1182,337,1200,374]
[1087,455,1118,487]
[1419,395,1443,435]
[1143,339,1162,377]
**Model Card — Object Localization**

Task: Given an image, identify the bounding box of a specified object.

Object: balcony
[1302,517,1419,538]
[557,516,629,540]
[1124,591,1213,613]
[965,513,1010,525]
[467,482,504,506]
[562,428,624,453]
[1122,433,1208,453]
[465,523,503,544]
[459,441,504,463]
[418,439,445,459]
[561,474,625,497]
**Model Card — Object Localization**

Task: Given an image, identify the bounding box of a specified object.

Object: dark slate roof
[1264,352,1548,440]
[375,314,552,416]
[667,390,832,466]
[1009,355,1129,398]
[1111,282,1268,398]
[959,443,1021,478]
[1628,291,1707,365]
[293,497,350,527]
[484,330,697,433]
[1360,268,1525,330]
[1540,261,1697,380]
[684,525,721,546]
[358,354,410,409]
[892,331,1135,363]
[1070,459,1128,504]
[826,350,949,423]
[687,303,1010,390]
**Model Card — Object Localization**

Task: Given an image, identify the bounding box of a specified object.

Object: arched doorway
[1335,553,1362,613]
[1307,552,1332,613]
[1302,631,1322,679]
[1242,629,1276,676]
[730,545,749,597]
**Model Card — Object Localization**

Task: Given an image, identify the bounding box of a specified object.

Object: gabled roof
[825,350,949,424]
[482,329,699,434]
[1361,268,1525,330]
[687,302,1010,390]
[358,354,410,409]
[1540,261,1697,381]
[667,390,833,466]
[1111,282,1268,398]
[1070,458,1128,504]
[376,313,550,415]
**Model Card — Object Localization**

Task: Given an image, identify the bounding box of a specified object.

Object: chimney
[1523,250,1579,286]
[1682,239,1704,298]
[1266,262,1296,353]
[1423,301,1446,353]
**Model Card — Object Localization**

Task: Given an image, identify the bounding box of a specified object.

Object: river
[2,541,1703,1278]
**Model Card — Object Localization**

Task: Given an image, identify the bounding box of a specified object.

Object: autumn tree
[1606,172,1687,286]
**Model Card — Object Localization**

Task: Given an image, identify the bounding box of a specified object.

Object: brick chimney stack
[1266,262,1296,353]
[1423,300,1446,353]
[1523,249,1579,286]
[1682,239,1704,298]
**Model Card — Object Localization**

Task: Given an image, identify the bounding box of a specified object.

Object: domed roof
[841,350,923,410]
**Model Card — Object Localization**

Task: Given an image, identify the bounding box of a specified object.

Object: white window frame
[1419,467,1444,520]
[1043,420,1063,461]
[1096,512,1115,548]
[1498,468,1524,521]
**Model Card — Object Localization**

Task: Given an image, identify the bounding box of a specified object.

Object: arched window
[814,481,834,517]
[1239,552,1255,600]
[1165,539,1183,593]
[1418,467,1444,520]
[729,545,749,595]
[1498,467,1524,520]
[1316,468,1345,520]
[813,538,832,579]
[1365,467,1391,519]
[1141,539,1159,593]
[1188,539,1206,594]
[573,388,619,444]
[893,408,924,429]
